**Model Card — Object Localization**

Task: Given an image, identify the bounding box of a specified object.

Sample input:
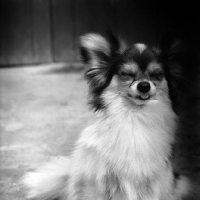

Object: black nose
[137,81,150,93]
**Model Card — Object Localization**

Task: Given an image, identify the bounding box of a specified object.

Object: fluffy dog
[22,33,200,200]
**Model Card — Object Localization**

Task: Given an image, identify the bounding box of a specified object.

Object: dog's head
[80,33,169,111]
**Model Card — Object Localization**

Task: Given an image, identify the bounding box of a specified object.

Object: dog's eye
[150,71,164,81]
[118,72,135,81]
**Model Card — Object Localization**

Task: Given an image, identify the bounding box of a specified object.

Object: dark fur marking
[122,46,161,72]
[82,33,123,111]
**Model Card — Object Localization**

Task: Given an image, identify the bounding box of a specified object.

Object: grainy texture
[0,64,90,200]
[0,0,52,65]
[0,0,157,65]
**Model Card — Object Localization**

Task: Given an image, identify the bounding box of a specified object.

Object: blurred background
[1,0,199,66]
[0,0,199,199]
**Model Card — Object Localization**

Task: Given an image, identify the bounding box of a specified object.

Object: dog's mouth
[126,81,157,105]
[127,92,154,105]
[128,93,150,101]
[136,93,150,100]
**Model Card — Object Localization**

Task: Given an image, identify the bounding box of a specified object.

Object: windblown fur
[22,157,70,199]
[22,33,200,200]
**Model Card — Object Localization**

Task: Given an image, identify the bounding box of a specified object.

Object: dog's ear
[159,33,195,77]
[160,39,186,79]
[160,34,199,113]
[80,34,110,66]
[80,33,125,94]
[160,38,188,113]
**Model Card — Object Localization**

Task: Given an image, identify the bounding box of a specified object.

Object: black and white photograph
[0,0,200,199]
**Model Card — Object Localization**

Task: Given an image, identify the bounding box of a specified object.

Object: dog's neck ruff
[79,90,176,178]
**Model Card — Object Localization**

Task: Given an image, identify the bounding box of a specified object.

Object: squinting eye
[151,72,164,81]
[119,72,135,81]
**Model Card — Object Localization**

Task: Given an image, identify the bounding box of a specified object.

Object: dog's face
[80,33,169,110]
[114,44,168,106]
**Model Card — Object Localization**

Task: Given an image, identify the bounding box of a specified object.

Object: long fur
[22,157,70,199]
[22,33,200,200]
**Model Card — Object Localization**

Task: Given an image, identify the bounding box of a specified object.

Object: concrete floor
[0,64,90,200]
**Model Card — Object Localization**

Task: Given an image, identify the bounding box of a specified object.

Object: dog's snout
[137,81,150,93]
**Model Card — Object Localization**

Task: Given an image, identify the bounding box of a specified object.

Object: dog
[22,33,200,199]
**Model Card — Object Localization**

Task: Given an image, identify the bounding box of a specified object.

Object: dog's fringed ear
[160,35,199,114]
[161,39,185,79]
[80,33,124,94]
[80,34,111,65]
[160,39,187,113]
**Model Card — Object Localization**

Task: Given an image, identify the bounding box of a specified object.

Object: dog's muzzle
[128,80,156,103]
[136,81,151,100]
[137,81,150,92]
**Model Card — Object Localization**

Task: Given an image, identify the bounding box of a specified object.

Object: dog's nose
[137,81,150,93]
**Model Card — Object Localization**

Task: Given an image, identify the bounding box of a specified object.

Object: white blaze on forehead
[135,43,147,54]
[122,62,138,73]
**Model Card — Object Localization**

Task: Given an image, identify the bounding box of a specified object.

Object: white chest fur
[78,96,176,179]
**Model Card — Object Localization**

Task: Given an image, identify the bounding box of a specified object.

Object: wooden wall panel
[0,0,32,65]
[31,0,52,63]
[73,0,90,61]
[74,0,117,61]
[0,0,52,65]
[85,0,116,33]
[0,0,7,65]
[0,0,158,66]
[116,0,157,46]
[51,0,74,62]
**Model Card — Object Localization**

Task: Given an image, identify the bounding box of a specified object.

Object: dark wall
[1,0,199,66]
[0,0,52,65]
[156,1,200,46]
[0,0,157,66]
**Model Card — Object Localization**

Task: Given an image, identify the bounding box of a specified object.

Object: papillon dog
[22,33,200,200]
